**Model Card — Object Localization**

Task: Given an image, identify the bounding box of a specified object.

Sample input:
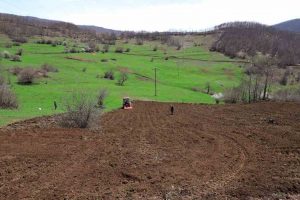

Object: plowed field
[0,101,300,199]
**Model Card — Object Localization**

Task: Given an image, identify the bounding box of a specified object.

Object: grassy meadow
[0,34,243,126]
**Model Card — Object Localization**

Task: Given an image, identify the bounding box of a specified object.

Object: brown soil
[0,101,300,199]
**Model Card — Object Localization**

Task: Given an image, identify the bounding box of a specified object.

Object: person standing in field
[170,105,174,115]
[54,101,57,110]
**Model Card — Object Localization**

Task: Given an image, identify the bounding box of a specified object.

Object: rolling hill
[0,13,118,41]
[273,19,300,33]
[79,25,120,34]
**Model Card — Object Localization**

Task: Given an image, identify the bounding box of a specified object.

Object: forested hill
[210,22,300,66]
[0,13,116,42]
[273,19,300,33]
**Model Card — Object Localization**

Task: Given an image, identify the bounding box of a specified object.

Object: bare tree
[117,72,128,86]
[0,83,18,109]
[17,68,36,85]
[59,91,102,129]
[96,89,108,108]
[205,82,211,94]
[252,53,276,100]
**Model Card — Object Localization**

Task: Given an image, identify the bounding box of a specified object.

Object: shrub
[5,43,12,48]
[13,42,20,46]
[135,38,144,45]
[10,66,23,75]
[17,68,36,85]
[223,87,242,103]
[115,47,124,53]
[46,40,52,45]
[279,70,289,86]
[2,51,10,59]
[82,67,87,72]
[41,64,59,72]
[104,70,114,80]
[0,84,18,109]
[272,87,300,102]
[16,49,23,56]
[70,48,78,53]
[86,42,99,52]
[0,75,5,85]
[101,59,108,62]
[102,44,109,53]
[96,89,108,108]
[117,71,128,86]
[125,48,130,52]
[10,55,21,62]
[12,37,27,43]
[59,92,101,129]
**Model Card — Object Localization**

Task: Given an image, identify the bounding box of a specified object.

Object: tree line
[210,22,300,67]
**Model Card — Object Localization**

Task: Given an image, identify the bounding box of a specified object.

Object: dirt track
[0,101,300,199]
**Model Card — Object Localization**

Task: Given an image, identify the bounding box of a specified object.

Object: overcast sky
[0,0,299,31]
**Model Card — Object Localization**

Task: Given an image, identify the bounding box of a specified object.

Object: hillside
[211,22,300,66]
[273,19,300,33]
[0,13,115,41]
[79,25,120,34]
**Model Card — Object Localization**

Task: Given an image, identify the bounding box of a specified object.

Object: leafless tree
[117,72,128,86]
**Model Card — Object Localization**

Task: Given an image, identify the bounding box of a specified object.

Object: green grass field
[0,35,243,126]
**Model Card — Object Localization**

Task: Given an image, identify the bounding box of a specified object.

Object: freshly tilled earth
[0,101,300,199]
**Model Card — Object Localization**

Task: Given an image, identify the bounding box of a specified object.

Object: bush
[0,84,18,109]
[104,70,114,80]
[2,51,10,59]
[223,87,242,103]
[17,68,36,85]
[69,47,79,53]
[5,43,12,48]
[82,67,87,72]
[117,71,128,86]
[115,47,124,53]
[102,44,109,53]
[0,76,5,85]
[10,55,21,62]
[135,38,144,45]
[12,37,27,43]
[272,87,300,102]
[46,40,52,45]
[16,49,23,56]
[41,64,59,72]
[86,42,99,53]
[101,59,108,62]
[96,89,108,108]
[10,66,23,75]
[59,92,101,129]
[125,48,130,52]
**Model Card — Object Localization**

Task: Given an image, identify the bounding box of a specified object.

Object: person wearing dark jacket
[170,105,174,115]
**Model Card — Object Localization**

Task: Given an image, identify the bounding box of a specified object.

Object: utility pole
[154,67,157,96]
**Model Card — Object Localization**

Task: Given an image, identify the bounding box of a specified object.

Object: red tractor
[122,97,133,109]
